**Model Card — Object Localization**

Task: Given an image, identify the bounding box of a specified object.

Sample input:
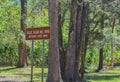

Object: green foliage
[85,0,120,68]
[86,47,99,67]
[0,2,20,66]
[0,0,50,66]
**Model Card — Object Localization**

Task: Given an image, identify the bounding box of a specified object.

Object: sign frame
[25,26,50,40]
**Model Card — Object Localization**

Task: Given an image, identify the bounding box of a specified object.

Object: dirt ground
[0,76,29,82]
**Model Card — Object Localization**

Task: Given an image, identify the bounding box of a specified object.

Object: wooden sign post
[25,26,50,82]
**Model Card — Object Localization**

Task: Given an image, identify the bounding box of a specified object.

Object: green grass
[0,66,120,82]
[0,66,48,82]
[85,67,120,82]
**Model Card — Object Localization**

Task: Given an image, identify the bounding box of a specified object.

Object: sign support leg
[42,40,44,82]
[31,40,34,82]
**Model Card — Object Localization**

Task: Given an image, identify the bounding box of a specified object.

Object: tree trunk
[111,16,116,68]
[75,3,82,82]
[65,1,89,81]
[97,48,104,71]
[17,0,28,68]
[97,1,104,71]
[80,35,85,79]
[80,32,89,79]
[58,2,67,80]
[65,0,78,81]
[46,0,63,82]
[78,1,89,79]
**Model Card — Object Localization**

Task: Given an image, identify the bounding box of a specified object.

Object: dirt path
[0,76,29,82]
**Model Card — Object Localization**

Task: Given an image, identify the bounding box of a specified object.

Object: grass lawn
[0,66,120,82]
[85,67,120,82]
[0,66,48,82]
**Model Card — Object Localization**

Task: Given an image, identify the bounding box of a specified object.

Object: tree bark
[78,2,89,79]
[65,1,89,81]
[65,0,77,81]
[58,2,67,80]
[80,32,89,79]
[76,1,89,80]
[111,16,116,68]
[97,48,104,71]
[17,0,28,67]
[97,1,104,71]
[46,0,63,82]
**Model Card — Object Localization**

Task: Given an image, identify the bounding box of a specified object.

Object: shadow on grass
[0,67,17,71]
[85,73,120,81]
[16,73,48,82]
[16,73,47,76]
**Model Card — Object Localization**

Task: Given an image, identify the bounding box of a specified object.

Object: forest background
[0,0,120,82]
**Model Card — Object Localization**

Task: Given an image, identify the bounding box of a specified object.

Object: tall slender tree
[57,0,71,80]
[17,0,28,67]
[65,0,78,81]
[97,0,104,71]
[58,2,67,80]
[77,0,89,79]
[111,16,116,68]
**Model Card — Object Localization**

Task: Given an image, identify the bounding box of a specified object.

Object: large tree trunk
[65,1,89,82]
[17,0,28,67]
[46,0,63,82]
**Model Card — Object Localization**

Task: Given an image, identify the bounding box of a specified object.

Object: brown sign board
[25,26,50,40]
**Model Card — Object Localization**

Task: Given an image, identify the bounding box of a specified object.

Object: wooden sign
[25,26,50,40]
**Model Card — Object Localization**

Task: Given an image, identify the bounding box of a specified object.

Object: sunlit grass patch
[0,66,48,82]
